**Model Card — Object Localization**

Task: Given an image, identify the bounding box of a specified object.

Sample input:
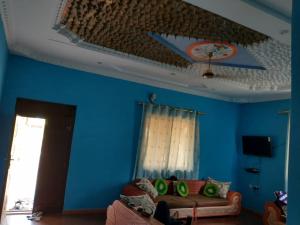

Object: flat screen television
[242,136,272,157]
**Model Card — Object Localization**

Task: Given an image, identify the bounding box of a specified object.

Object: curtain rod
[138,102,206,116]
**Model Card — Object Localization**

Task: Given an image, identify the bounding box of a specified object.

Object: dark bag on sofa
[154,201,192,225]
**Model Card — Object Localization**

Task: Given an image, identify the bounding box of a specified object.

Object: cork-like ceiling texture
[60,0,269,67]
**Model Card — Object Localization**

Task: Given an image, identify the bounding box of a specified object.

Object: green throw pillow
[176,181,189,197]
[155,179,168,196]
[203,183,219,197]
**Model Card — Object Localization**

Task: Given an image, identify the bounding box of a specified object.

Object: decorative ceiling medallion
[150,34,265,69]
[57,0,268,67]
[186,41,237,61]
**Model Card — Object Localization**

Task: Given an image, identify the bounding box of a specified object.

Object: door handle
[4,158,14,161]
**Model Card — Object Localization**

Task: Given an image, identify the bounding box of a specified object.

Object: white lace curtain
[133,104,200,179]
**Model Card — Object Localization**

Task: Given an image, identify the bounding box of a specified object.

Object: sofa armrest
[106,200,163,225]
[122,183,146,196]
[263,202,285,225]
[227,191,241,202]
[226,191,242,215]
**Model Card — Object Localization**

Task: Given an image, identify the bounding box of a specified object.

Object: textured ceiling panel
[59,0,268,67]
[190,39,291,90]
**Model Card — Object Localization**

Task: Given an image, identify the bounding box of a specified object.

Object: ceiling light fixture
[202,52,214,79]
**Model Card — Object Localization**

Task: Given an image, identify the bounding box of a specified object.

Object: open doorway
[0,98,76,224]
[3,115,46,214]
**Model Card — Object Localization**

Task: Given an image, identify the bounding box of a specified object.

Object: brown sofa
[122,180,241,219]
[263,202,285,225]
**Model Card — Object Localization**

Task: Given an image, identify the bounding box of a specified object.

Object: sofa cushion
[155,179,168,196]
[203,183,219,198]
[136,178,158,199]
[155,195,196,209]
[120,194,156,216]
[123,184,147,196]
[177,181,189,197]
[208,177,231,199]
[187,194,229,207]
[185,180,206,195]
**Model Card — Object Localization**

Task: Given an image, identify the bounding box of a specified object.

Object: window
[134,104,200,179]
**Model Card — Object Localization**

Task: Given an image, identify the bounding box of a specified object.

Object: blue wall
[288,0,300,223]
[0,55,239,210]
[237,100,290,213]
[0,18,7,103]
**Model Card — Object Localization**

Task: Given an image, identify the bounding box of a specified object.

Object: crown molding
[0,0,13,48]
[185,0,291,45]
[10,44,291,103]
[10,44,241,102]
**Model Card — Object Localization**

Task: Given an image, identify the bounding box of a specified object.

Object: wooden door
[14,98,76,213]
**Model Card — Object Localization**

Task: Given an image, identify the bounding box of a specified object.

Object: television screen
[242,136,272,157]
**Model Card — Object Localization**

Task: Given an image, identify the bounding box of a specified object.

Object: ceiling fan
[201,52,230,79]
[202,52,216,79]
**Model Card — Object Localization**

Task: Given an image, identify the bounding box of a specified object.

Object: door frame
[0,98,77,218]
[0,114,17,219]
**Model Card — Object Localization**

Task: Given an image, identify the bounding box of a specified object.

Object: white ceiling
[0,0,292,103]
[247,0,292,20]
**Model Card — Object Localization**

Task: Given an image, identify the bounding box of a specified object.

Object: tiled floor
[2,210,262,225]
[192,210,263,225]
[2,214,106,225]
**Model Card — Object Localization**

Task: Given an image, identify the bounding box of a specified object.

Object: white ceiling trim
[240,0,291,23]
[10,43,291,103]
[10,44,239,102]
[184,0,291,44]
[0,0,14,47]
